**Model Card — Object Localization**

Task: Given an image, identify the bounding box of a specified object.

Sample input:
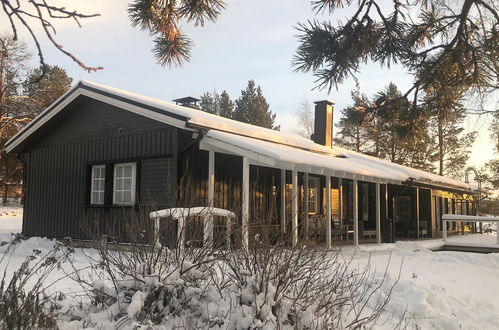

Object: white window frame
[90,165,106,205]
[113,162,137,206]
[307,176,320,215]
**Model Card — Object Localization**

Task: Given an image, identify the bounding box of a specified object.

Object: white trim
[205,150,215,245]
[376,182,381,244]
[280,169,286,233]
[292,170,298,247]
[326,175,332,248]
[90,165,106,205]
[353,179,359,246]
[304,173,309,240]
[242,157,250,250]
[113,162,137,206]
[5,87,189,153]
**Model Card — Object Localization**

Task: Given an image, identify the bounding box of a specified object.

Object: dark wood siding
[22,97,178,240]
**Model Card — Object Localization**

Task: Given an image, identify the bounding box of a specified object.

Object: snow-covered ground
[1,208,498,329]
[0,206,22,243]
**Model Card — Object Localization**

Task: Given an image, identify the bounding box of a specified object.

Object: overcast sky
[2,0,495,174]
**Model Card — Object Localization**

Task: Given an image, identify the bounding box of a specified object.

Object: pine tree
[200,91,219,115]
[199,90,234,119]
[23,65,73,115]
[425,85,476,177]
[371,83,431,169]
[294,0,498,115]
[234,80,278,129]
[218,91,234,119]
[334,89,372,153]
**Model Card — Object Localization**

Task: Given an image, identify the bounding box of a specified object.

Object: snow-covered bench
[150,207,236,249]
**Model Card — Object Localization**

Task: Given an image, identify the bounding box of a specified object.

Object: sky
[2,0,496,177]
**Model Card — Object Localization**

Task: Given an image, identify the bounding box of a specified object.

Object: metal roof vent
[173,96,201,109]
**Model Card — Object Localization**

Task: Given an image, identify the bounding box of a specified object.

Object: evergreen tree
[294,0,498,115]
[370,83,432,171]
[199,90,233,119]
[334,89,372,153]
[334,82,477,176]
[424,85,476,177]
[23,65,73,115]
[234,80,278,129]
[218,91,234,119]
[199,91,219,115]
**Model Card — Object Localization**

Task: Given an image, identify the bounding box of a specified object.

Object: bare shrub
[0,235,73,330]
[218,218,401,329]
[76,205,232,328]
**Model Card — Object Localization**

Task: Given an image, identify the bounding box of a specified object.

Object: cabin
[5,81,475,247]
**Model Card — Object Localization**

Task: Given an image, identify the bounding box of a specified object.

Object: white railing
[150,207,236,249]
[442,214,499,245]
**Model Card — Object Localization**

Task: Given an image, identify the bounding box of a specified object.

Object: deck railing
[442,214,499,245]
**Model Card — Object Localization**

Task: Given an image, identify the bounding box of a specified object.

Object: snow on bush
[71,239,400,329]
[0,235,73,330]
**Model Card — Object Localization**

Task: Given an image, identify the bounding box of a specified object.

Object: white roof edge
[7,80,346,157]
[6,81,191,153]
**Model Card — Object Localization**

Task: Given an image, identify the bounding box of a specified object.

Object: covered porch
[190,130,467,249]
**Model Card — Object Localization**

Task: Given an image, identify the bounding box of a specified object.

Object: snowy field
[0,206,23,243]
[1,208,498,329]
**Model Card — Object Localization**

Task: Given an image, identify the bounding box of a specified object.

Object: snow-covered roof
[5,80,473,192]
[201,130,473,191]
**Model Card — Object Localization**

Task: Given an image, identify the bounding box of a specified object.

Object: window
[90,165,106,205]
[307,176,320,214]
[113,163,137,205]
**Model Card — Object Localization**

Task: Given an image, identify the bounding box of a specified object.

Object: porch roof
[200,129,474,192]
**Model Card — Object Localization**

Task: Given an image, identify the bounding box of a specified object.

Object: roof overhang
[200,131,402,184]
[5,82,191,154]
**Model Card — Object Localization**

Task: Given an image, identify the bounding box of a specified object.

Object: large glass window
[113,163,137,205]
[307,176,320,214]
[90,165,106,205]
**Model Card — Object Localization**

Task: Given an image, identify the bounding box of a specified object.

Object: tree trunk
[2,184,7,206]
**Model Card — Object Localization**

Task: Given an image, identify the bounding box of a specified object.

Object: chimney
[312,99,335,148]
[173,96,201,109]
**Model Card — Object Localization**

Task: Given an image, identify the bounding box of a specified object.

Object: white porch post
[280,169,286,233]
[326,175,332,248]
[376,182,381,245]
[292,169,298,247]
[204,150,215,246]
[416,187,420,239]
[304,173,309,240]
[242,157,250,250]
[339,178,343,240]
[353,179,359,246]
